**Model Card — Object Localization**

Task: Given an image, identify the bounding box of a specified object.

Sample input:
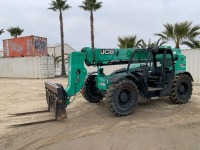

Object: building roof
[48,43,75,51]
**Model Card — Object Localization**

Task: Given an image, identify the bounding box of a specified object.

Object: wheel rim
[117,89,132,108]
[178,82,189,99]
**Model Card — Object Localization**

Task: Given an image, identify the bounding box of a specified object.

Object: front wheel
[105,79,139,116]
[82,75,103,103]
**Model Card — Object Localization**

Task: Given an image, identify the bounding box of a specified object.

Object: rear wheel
[170,74,192,104]
[82,75,103,103]
[105,79,139,116]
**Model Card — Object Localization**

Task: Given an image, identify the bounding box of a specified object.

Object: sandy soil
[0,78,200,150]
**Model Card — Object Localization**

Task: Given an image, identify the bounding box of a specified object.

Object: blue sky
[0,0,200,50]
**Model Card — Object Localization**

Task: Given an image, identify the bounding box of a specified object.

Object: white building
[48,43,75,76]
[0,49,3,58]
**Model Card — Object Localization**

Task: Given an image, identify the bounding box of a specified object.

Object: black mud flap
[45,81,67,120]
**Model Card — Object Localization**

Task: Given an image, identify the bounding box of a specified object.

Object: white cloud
[0,0,200,50]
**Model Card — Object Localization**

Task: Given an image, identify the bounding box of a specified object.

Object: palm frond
[155,21,200,48]
[182,39,200,49]
[188,25,200,37]
[0,29,4,35]
[93,2,102,11]
[48,0,71,11]
[182,41,195,49]
[117,35,142,48]
[7,26,24,38]
[155,38,161,45]
[138,39,147,48]
[159,41,167,46]
[155,33,168,40]
[52,55,69,66]
[79,0,102,11]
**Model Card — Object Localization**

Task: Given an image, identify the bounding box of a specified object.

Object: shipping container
[3,35,48,57]
[0,56,54,78]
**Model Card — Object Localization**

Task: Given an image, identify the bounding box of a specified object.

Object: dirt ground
[0,78,200,150]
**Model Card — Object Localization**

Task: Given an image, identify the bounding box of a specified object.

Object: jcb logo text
[100,49,114,55]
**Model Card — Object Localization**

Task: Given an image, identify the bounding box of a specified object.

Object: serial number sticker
[100,49,115,55]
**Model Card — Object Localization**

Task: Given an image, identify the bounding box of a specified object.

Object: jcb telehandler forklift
[10,46,193,126]
[45,46,193,119]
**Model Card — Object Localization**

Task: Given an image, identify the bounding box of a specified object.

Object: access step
[148,87,163,92]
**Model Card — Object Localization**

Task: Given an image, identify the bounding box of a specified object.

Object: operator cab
[127,47,175,93]
[147,48,175,89]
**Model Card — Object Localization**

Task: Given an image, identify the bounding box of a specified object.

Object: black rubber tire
[170,74,193,104]
[82,75,103,103]
[105,79,139,116]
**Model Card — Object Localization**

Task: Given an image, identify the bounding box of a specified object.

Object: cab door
[163,50,175,85]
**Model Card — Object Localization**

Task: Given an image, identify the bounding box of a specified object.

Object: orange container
[3,35,48,57]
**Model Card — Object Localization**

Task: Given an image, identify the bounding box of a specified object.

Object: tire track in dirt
[1,79,200,150]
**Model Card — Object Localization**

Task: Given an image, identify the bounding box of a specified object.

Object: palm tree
[7,27,24,38]
[0,29,4,35]
[49,0,71,76]
[139,38,166,48]
[118,35,142,48]
[182,39,200,49]
[52,54,69,75]
[155,21,200,48]
[52,54,62,69]
[79,0,102,49]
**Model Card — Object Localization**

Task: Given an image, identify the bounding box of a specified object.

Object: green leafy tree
[118,35,142,48]
[7,27,24,38]
[0,29,4,35]
[79,0,102,49]
[182,39,200,49]
[49,0,71,76]
[155,21,200,48]
[139,38,166,48]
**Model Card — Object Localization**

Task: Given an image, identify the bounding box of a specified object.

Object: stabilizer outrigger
[9,82,67,127]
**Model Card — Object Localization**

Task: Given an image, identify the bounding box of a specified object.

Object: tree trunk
[59,10,66,76]
[90,11,94,49]
[175,41,180,49]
